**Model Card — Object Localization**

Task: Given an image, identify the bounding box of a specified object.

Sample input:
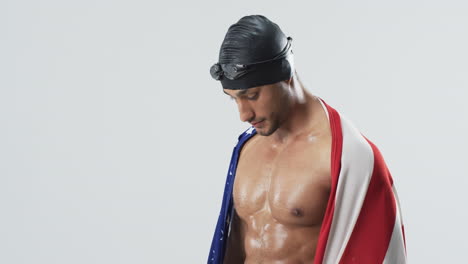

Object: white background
[1,0,467,263]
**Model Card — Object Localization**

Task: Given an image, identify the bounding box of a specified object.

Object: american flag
[208,99,407,264]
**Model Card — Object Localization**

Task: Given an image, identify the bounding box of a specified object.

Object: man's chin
[256,126,276,136]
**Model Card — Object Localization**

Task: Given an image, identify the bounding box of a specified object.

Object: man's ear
[286,77,293,89]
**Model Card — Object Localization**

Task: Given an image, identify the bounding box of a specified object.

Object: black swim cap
[210,15,294,90]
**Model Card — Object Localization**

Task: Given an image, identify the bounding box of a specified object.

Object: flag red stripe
[338,139,397,263]
[314,102,343,264]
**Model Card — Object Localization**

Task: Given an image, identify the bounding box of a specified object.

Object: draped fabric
[208,99,407,264]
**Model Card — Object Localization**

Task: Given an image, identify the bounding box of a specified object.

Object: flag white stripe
[383,186,407,264]
[322,113,375,263]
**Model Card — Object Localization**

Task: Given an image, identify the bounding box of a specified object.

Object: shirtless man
[208,15,406,264]
[223,81,331,263]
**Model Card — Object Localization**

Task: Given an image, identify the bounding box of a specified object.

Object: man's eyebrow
[236,90,248,96]
[223,89,249,97]
[223,90,247,96]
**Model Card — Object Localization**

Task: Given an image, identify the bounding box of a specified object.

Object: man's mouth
[251,120,265,127]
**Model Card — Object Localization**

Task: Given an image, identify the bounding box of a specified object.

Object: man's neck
[269,92,323,145]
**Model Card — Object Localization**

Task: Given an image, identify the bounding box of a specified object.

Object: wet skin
[223,83,332,264]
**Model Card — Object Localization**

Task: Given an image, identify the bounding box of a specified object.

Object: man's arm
[223,209,246,264]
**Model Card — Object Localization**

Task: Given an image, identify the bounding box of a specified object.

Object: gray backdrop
[1,0,467,263]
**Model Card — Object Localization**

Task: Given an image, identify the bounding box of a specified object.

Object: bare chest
[233,135,332,226]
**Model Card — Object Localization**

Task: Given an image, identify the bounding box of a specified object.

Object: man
[208,15,407,264]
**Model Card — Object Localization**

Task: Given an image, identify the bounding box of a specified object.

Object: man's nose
[237,101,254,123]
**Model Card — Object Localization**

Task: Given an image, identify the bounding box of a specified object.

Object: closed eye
[246,92,259,100]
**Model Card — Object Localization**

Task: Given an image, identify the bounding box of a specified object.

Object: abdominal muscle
[239,204,322,264]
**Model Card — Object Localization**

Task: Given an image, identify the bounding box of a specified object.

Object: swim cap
[210,15,294,90]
